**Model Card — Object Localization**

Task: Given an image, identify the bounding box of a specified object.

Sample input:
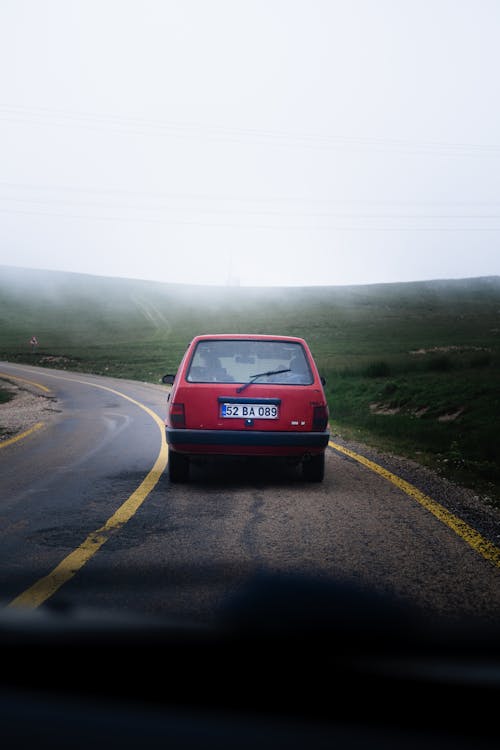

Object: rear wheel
[168,450,190,483]
[302,452,325,482]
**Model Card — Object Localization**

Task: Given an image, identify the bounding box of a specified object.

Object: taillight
[312,404,328,431]
[170,402,186,428]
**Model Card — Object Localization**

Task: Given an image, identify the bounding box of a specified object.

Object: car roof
[190,333,308,344]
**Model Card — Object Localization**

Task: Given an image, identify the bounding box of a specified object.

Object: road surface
[1,361,499,627]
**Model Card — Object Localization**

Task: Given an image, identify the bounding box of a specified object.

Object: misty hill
[1,264,499,377]
[1,264,499,502]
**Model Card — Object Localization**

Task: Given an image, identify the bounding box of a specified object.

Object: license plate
[220,402,279,419]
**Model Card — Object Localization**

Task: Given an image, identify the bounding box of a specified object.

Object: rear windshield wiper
[236,369,291,394]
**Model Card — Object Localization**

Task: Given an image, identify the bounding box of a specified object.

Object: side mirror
[320,376,326,386]
[162,373,176,385]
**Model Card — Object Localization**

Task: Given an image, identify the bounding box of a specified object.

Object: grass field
[1,265,499,507]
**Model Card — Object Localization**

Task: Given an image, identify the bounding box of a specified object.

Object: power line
[0,181,499,211]
[1,205,499,232]
[1,104,499,157]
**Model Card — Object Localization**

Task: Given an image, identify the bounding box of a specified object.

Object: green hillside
[1,265,499,506]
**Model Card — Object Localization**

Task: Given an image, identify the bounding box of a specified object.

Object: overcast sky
[1,1,499,287]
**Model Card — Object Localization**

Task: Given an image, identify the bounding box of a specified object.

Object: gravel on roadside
[0,380,59,440]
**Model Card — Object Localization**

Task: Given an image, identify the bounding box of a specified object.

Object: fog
[1,1,499,287]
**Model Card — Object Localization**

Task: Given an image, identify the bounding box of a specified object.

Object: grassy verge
[322,353,500,508]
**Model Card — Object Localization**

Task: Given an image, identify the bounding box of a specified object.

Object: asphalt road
[1,362,499,627]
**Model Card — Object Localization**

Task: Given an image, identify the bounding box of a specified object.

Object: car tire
[168,450,190,483]
[302,452,325,482]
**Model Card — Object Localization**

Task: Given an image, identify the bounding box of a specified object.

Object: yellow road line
[0,421,45,449]
[0,371,51,393]
[329,440,500,569]
[8,374,168,609]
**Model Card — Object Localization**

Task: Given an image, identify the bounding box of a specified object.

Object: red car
[162,333,330,483]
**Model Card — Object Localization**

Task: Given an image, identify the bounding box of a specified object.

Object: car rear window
[186,340,313,384]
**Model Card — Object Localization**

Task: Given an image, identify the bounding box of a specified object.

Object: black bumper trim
[166,428,330,448]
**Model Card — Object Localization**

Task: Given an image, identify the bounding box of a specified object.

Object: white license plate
[221,402,279,419]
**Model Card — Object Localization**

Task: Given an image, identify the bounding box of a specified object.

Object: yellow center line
[0,371,51,393]
[0,422,45,449]
[329,440,500,569]
[7,373,168,609]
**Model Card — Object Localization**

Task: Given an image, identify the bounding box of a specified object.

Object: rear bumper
[166,427,329,455]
